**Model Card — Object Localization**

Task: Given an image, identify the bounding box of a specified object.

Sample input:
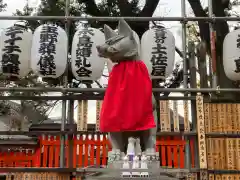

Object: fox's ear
[104,24,117,40]
[118,19,133,37]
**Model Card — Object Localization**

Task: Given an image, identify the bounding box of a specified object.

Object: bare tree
[188,0,237,99]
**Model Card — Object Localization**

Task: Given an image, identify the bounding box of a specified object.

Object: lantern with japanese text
[133,30,141,54]
[141,27,175,80]
[106,30,141,73]
[0,24,32,80]
[71,27,106,80]
[223,29,240,81]
[31,24,68,79]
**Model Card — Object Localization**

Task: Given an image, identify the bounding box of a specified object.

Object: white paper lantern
[141,28,175,80]
[71,27,106,80]
[106,30,141,73]
[223,29,240,81]
[133,30,141,56]
[31,24,68,78]
[0,25,32,79]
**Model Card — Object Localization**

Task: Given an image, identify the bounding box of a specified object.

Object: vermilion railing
[0,135,196,169]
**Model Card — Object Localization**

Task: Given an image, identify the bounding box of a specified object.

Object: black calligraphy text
[234,34,240,73]
[37,25,58,76]
[151,29,167,77]
[2,26,23,75]
[75,28,94,77]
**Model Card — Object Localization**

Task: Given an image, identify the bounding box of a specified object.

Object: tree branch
[212,1,229,39]
[188,0,210,45]
[140,0,160,17]
[175,47,183,58]
[95,80,103,88]
[78,0,102,16]
[0,0,7,12]
[188,0,236,96]
[116,0,132,16]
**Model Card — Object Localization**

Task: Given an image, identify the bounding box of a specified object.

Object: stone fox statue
[96,19,157,154]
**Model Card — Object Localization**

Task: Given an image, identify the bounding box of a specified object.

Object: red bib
[100,60,156,132]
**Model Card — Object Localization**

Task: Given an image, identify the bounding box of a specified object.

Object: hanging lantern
[133,30,141,54]
[0,24,32,80]
[106,30,141,73]
[141,27,175,80]
[223,29,240,81]
[31,24,68,79]
[71,27,106,81]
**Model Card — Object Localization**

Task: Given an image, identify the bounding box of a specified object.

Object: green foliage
[14,0,81,47]
[82,0,141,28]
[186,22,200,43]
[0,72,58,121]
[0,0,6,12]
[186,0,239,43]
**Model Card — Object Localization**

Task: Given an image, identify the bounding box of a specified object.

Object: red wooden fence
[0,135,196,170]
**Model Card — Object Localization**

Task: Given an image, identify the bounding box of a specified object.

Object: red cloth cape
[100,60,156,132]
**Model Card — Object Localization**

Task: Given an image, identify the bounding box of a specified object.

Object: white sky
[0,0,209,123]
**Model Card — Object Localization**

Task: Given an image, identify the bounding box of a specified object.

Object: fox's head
[96,19,139,62]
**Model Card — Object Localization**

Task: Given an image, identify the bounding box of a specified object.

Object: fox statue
[96,19,157,157]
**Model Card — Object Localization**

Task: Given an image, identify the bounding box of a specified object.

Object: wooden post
[77,100,88,170]
[232,104,238,172]
[204,103,213,172]
[183,100,190,132]
[213,104,220,170]
[232,104,237,171]
[196,93,207,180]
[77,101,83,131]
[173,100,180,132]
[188,41,198,180]
[226,104,235,170]
[160,100,170,132]
[96,101,102,132]
[196,42,208,89]
[237,104,240,173]
[77,100,88,131]
[218,104,226,170]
